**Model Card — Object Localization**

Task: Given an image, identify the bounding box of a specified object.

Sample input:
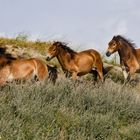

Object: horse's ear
[113,36,117,40]
[113,35,120,41]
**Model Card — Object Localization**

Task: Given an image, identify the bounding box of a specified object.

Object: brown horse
[0,47,17,68]
[0,58,57,86]
[106,35,140,81]
[46,41,104,82]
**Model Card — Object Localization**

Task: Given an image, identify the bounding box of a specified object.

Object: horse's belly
[69,65,91,76]
[77,72,89,76]
[78,64,92,73]
[7,74,14,82]
[77,60,93,71]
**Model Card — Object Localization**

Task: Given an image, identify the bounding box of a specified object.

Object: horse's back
[80,49,100,54]
[78,49,102,64]
[72,49,103,73]
[10,58,35,69]
[79,49,101,58]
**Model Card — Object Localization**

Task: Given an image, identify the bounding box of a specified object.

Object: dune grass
[0,78,140,140]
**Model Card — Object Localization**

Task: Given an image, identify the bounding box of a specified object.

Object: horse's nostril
[46,57,50,61]
[106,52,111,57]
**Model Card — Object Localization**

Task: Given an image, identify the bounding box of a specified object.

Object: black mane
[53,41,77,59]
[113,35,136,49]
[0,47,6,55]
[54,41,76,54]
[0,47,16,59]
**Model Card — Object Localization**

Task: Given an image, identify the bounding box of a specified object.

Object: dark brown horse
[0,58,57,86]
[106,35,140,81]
[46,41,104,82]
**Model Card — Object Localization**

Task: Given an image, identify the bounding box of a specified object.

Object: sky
[0,0,140,52]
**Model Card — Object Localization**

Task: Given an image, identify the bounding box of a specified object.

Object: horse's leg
[121,65,129,80]
[123,69,129,80]
[121,72,131,88]
[65,70,71,78]
[122,67,136,86]
[0,76,7,86]
[121,69,129,86]
[72,72,77,80]
[91,70,98,81]
[48,66,58,84]
[96,66,104,83]
[97,71,104,83]
[0,66,10,86]
[128,67,137,85]
[122,72,133,87]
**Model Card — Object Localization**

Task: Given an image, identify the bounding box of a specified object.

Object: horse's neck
[57,50,73,70]
[118,44,135,64]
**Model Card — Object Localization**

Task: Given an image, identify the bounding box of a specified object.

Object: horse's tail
[47,65,58,84]
[103,65,113,78]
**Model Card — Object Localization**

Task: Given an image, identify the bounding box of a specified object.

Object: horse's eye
[113,43,116,46]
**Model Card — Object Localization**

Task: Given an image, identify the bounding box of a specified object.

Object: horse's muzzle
[46,56,52,61]
[106,51,111,57]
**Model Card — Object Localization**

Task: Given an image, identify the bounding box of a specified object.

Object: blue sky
[0,0,140,52]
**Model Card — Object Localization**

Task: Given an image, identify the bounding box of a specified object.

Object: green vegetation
[0,79,140,140]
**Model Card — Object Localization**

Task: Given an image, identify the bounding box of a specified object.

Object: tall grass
[0,79,140,140]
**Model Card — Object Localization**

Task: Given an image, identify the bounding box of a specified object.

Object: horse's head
[46,42,61,61]
[106,36,119,57]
